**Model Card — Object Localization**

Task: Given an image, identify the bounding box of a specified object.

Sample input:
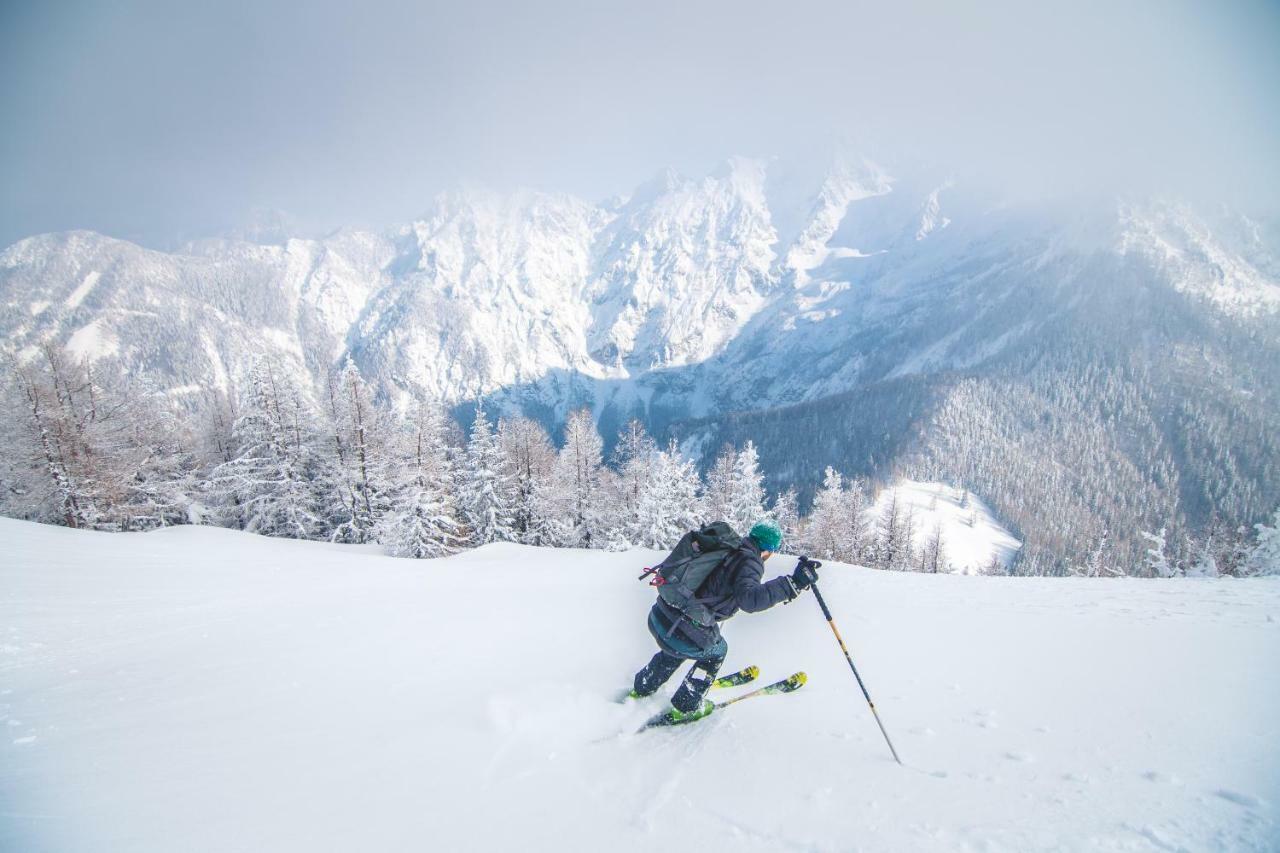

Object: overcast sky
[1,0,1277,248]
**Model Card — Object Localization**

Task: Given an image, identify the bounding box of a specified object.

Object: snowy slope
[868,480,1023,573]
[3,518,1277,852]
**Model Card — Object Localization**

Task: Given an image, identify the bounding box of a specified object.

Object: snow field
[2,518,1278,852]
[869,480,1023,573]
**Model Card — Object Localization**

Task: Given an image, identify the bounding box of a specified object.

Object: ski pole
[809,578,903,765]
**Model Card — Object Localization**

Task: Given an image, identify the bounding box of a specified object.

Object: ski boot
[646,698,715,728]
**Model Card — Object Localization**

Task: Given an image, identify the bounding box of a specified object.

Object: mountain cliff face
[2,155,1278,571]
[5,157,1274,415]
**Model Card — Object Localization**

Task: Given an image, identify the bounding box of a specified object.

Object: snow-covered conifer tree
[804,467,848,561]
[460,406,515,546]
[1077,530,1125,577]
[1140,528,1177,578]
[1186,534,1220,578]
[729,440,767,533]
[116,379,196,530]
[770,487,800,552]
[211,359,329,539]
[633,440,703,549]
[1244,507,1280,576]
[380,400,465,558]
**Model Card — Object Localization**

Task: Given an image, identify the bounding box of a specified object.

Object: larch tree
[497,415,557,545]
[326,360,394,544]
[612,418,657,545]
[843,476,872,564]
[703,444,738,529]
[9,352,101,528]
[6,346,185,531]
[921,523,946,573]
[545,408,607,548]
[876,487,906,571]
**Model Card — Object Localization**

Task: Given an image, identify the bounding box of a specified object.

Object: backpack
[641,522,743,629]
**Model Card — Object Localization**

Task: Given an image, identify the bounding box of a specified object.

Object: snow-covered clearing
[2,517,1277,852]
[871,480,1023,573]
[64,271,100,309]
[63,318,119,362]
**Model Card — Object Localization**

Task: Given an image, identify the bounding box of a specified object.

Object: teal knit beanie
[749,520,783,553]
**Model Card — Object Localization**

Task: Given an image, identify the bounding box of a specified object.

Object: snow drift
[2,518,1277,851]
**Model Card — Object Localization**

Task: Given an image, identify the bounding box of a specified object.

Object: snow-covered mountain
[3,155,1275,416]
[3,154,1278,572]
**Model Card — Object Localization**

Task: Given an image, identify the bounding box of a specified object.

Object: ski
[711,664,759,690]
[715,671,807,708]
[639,671,807,731]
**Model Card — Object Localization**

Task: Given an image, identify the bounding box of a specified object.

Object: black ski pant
[633,605,728,713]
[633,649,726,713]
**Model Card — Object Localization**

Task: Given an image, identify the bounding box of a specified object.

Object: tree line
[2,345,1277,576]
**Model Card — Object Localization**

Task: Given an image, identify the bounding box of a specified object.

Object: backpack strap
[685,546,748,603]
[638,553,696,586]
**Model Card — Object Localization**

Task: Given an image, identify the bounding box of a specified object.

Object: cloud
[1,0,1276,247]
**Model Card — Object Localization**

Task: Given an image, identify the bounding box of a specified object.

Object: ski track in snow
[1,517,1278,852]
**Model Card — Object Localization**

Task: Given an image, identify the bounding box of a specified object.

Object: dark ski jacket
[651,537,796,652]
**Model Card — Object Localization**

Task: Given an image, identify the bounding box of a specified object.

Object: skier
[629,520,820,726]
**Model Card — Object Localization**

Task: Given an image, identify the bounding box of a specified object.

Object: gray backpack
[642,522,742,629]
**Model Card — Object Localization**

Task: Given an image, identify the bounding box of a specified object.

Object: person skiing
[628,519,820,726]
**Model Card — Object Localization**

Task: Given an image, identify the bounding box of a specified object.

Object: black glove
[791,557,820,591]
